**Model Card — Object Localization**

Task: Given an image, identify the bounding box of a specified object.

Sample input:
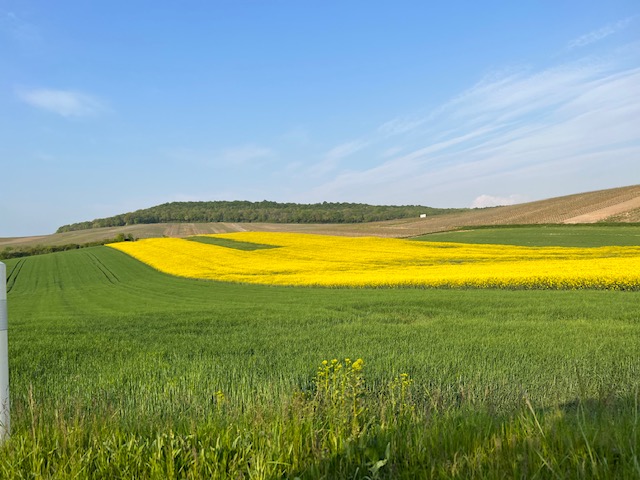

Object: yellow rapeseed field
[108,232,640,289]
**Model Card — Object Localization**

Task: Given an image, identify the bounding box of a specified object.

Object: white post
[0,262,9,441]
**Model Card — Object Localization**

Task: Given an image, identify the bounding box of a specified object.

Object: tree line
[0,234,135,260]
[56,201,466,233]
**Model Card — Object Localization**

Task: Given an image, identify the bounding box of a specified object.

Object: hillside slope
[2,184,639,249]
[55,201,462,233]
[362,184,640,237]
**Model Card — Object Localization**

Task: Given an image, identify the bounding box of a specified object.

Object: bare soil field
[2,184,639,248]
[562,190,640,223]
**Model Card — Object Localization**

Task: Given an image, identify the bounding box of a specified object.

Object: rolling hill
[2,184,639,251]
[55,201,462,232]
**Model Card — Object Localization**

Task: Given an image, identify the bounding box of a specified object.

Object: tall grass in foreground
[1,359,639,479]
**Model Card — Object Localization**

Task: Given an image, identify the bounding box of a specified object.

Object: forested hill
[56,201,466,233]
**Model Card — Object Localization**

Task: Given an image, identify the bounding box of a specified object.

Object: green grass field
[413,224,640,247]
[185,235,280,250]
[1,226,640,478]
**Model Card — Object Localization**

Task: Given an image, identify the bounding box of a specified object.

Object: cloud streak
[17,88,108,117]
[567,17,634,50]
[308,140,370,177]
[305,45,640,207]
[471,194,526,208]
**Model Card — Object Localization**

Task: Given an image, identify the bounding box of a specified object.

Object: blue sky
[1,1,639,236]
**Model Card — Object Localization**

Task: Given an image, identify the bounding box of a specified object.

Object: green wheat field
[1,226,639,479]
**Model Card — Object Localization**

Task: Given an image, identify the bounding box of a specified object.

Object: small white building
[419,214,427,218]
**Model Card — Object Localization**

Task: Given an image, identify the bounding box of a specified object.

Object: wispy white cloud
[326,140,369,162]
[300,117,430,180]
[567,17,634,50]
[308,139,369,176]
[377,116,425,136]
[305,45,640,207]
[294,115,437,182]
[471,194,526,208]
[17,88,108,117]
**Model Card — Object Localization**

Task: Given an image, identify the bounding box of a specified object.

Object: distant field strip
[185,235,280,251]
[108,232,640,289]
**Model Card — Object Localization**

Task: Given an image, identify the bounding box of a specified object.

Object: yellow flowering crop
[108,232,640,290]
